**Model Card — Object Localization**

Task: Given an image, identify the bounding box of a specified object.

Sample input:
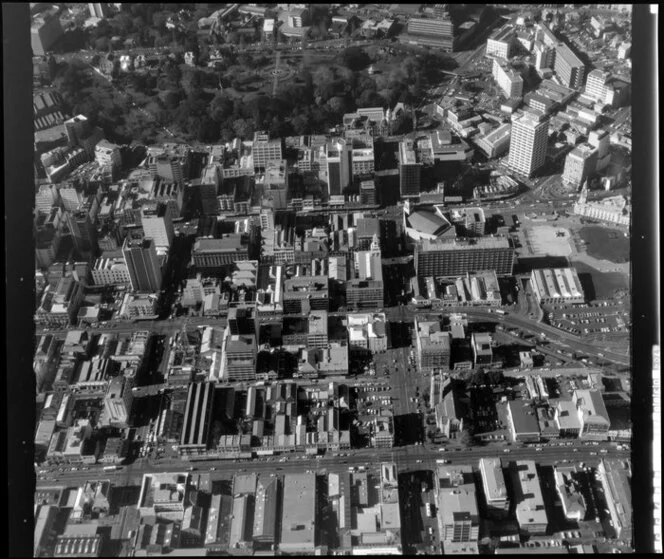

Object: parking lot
[545,302,629,338]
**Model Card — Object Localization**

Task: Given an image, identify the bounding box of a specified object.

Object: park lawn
[578,226,630,263]
[569,260,630,300]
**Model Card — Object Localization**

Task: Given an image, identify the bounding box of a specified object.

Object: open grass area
[578,226,630,263]
[569,260,630,301]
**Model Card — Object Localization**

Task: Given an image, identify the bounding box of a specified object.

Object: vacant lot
[578,226,630,263]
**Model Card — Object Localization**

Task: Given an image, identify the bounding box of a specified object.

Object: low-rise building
[280,473,316,554]
[597,459,632,541]
[530,268,585,306]
[554,465,587,521]
[506,401,540,443]
[479,458,510,518]
[471,332,493,366]
[435,464,480,551]
[574,389,610,440]
[509,460,549,535]
[347,313,389,354]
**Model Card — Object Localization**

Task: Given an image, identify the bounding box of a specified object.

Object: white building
[474,123,512,158]
[509,460,549,535]
[492,57,524,99]
[486,26,516,60]
[94,140,121,169]
[562,144,598,188]
[530,268,585,305]
[507,111,549,177]
[91,257,132,286]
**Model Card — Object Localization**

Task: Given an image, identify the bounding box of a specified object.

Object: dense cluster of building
[29,4,635,557]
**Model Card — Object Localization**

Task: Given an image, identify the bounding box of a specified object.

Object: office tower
[415,237,515,277]
[94,140,121,169]
[360,179,376,205]
[533,41,555,71]
[31,10,64,56]
[223,334,257,382]
[141,203,174,249]
[486,26,516,60]
[349,136,375,180]
[553,43,585,89]
[398,139,422,198]
[88,3,110,18]
[415,317,451,371]
[252,131,283,170]
[584,69,611,103]
[562,144,598,188]
[122,233,162,292]
[491,58,524,99]
[228,307,258,339]
[588,129,610,172]
[155,154,185,184]
[263,159,289,210]
[326,139,351,197]
[508,111,549,177]
[65,209,98,256]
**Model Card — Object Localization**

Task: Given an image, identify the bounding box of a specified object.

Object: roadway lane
[383,307,629,366]
[37,443,629,489]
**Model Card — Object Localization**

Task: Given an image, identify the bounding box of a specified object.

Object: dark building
[122,233,162,292]
[414,237,515,277]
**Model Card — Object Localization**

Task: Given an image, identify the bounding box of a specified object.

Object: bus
[495,309,507,316]
[103,465,121,471]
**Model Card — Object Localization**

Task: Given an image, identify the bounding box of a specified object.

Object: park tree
[391,112,413,135]
[291,114,310,135]
[327,96,347,115]
[341,46,371,71]
[232,118,253,139]
[458,429,474,447]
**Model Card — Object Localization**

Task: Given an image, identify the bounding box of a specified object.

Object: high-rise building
[562,144,598,188]
[252,131,283,170]
[486,26,516,60]
[507,111,549,177]
[360,179,377,205]
[587,129,611,172]
[553,43,585,89]
[223,334,257,382]
[88,3,110,18]
[141,203,174,249]
[414,237,515,277]
[415,317,451,371]
[94,140,121,169]
[491,58,524,99]
[349,137,375,180]
[398,139,422,198]
[31,10,64,56]
[326,139,351,197]
[533,41,555,70]
[122,233,162,292]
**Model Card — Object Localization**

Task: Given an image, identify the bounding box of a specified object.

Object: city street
[37,443,630,490]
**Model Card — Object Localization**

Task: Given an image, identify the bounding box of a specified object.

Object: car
[503,449,511,453]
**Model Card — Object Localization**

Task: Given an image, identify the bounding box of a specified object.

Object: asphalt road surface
[37,443,629,489]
